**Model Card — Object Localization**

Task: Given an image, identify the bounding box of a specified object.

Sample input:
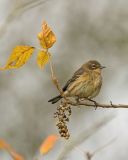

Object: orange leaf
[0,139,9,149]
[38,21,56,49]
[1,46,35,70]
[9,150,24,160]
[40,135,58,155]
[37,50,51,69]
[0,139,24,160]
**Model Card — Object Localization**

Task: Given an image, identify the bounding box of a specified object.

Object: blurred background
[0,0,128,159]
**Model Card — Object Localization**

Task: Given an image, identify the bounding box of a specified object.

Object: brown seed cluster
[54,103,72,139]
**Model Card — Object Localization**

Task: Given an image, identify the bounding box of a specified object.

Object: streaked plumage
[48,60,105,104]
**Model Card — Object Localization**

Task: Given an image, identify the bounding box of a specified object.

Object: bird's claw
[94,101,98,110]
[87,98,98,110]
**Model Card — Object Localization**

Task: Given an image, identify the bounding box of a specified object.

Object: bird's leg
[75,97,85,103]
[75,96,80,103]
[87,98,98,110]
[75,97,79,102]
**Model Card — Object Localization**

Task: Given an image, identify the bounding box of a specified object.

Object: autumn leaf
[9,150,24,160]
[40,135,58,155]
[37,50,51,69]
[1,46,35,70]
[0,139,24,160]
[38,21,56,49]
[0,139,8,149]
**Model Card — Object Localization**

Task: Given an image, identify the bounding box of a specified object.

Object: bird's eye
[92,64,96,68]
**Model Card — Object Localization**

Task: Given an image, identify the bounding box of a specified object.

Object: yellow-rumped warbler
[48,60,105,104]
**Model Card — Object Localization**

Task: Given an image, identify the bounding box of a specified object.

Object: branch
[48,56,64,96]
[48,56,68,102]
[66,99,128,109]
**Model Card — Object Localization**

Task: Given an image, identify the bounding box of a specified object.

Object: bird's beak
[100,66,106,69]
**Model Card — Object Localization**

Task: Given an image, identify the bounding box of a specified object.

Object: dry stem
[67,99,128,109]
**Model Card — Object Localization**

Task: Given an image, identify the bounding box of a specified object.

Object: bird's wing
[62,67,85,91]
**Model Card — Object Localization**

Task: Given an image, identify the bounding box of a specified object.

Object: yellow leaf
[0,139,24,160]
[38,21,56,49]
[1,46,35,70]
[37,50,51,69]
[40,135,58,155]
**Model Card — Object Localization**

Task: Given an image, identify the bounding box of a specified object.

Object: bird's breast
[90,72,102,98]
[65,71,102,99]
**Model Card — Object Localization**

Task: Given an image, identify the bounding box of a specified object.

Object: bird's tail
[48,95,62,104]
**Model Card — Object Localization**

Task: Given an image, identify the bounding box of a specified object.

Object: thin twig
[86,152,92,160]
[48,54,68,102]
[49,58,63,95]
[67,99,128,109]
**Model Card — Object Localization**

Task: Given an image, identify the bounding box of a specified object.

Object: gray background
[0,0,128,159]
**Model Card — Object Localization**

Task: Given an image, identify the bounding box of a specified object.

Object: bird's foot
[75,97,79,102]
[87,98,98,110]
[75,97,85,102]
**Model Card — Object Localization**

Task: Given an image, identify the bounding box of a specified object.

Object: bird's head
[84,60,106,71]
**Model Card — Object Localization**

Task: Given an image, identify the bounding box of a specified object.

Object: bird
[48,60,105,104]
